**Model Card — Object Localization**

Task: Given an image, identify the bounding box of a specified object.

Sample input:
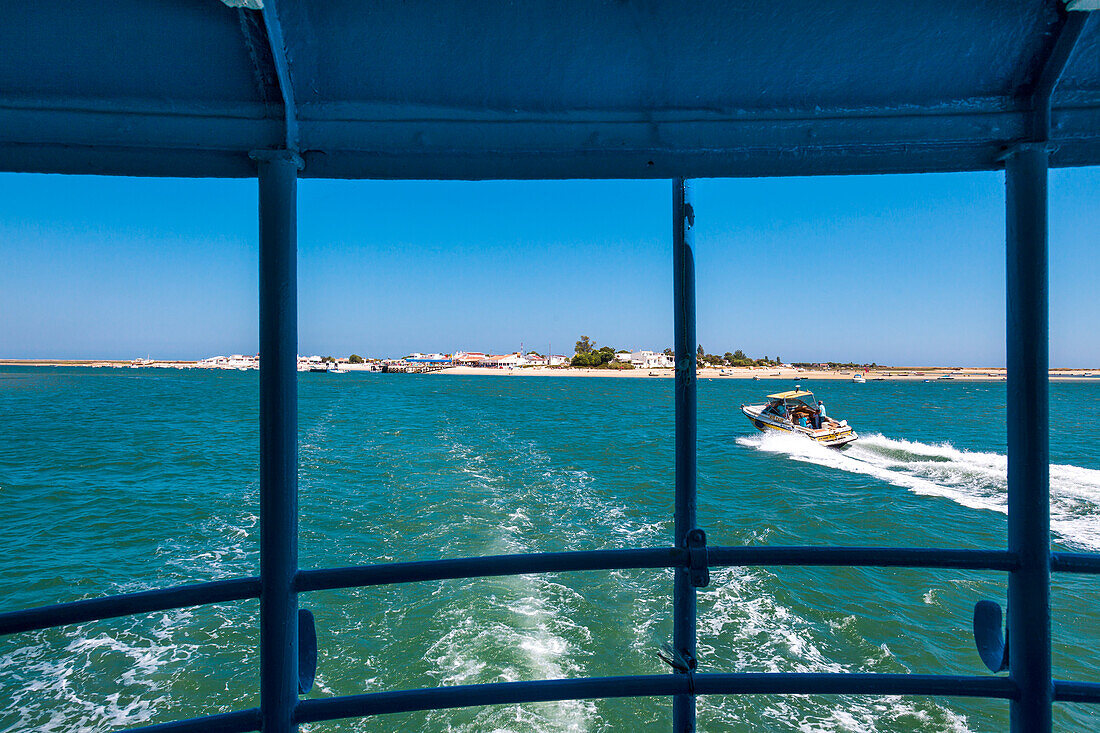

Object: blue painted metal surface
[258,1,299,153]
[1,2,1100,178]
[2,545,1038,638]
[2,539,1098,729]
[294,673,1019,724]
[257,151,302,733]
[1028,10,1095,141]
[1054,681,1100,704]
[1005,142,1053,733]
[125,709,261,733]
[672,178,698,732]
[1050,552,1100,574]
[1,2,1100,731]
[0,577,260,636]
[973,600,1010,673]
[297,609,317,694]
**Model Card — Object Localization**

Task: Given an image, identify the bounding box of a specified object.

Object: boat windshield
[789,392,815,407]
[764,391,820,418]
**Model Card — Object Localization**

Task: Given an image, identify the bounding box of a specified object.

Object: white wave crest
[736,430,1100,550]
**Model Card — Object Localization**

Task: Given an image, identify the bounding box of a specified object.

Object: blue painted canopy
[0,1,1097,179]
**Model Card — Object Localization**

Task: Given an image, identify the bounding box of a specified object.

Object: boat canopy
[767,390,815,400]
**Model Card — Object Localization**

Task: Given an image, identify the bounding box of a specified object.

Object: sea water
[1,367,1098,732]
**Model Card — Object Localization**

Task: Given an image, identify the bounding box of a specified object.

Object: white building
[197,354,258,369]
[479,352,525,367]
[630,350,674,369]
[453,352,488,365]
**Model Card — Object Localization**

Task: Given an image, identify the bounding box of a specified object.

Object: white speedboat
[852,373,866,383]
[741,389,857,448]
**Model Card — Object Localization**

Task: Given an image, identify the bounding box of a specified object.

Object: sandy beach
[429,365,1100,381]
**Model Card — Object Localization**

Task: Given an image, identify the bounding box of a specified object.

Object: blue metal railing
[3,11,1100,724]
[3,545,1100,728]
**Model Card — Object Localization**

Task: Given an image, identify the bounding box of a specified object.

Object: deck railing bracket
[995,142,1056,164]
[973,600,1010,673]
[298,608,318,694]
[685,529,709,588]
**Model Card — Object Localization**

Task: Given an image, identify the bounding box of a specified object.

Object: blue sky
[0,168,1096,366]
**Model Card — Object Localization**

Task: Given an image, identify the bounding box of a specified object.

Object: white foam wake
[736,431,1100,550]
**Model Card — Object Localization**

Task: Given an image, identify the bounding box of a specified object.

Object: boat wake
[736,431,1100,551]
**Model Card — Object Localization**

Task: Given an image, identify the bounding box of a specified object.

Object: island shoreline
[3,361,1098,381]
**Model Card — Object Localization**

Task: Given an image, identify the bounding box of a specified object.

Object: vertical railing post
[255,149,303,733]
[672,178,698,732]
[1005,144,1051,733]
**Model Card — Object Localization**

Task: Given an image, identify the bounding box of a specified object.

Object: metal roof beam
[258,1,298,152]
[1026,8,1094,141]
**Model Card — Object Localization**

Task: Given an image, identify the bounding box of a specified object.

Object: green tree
[348,354,364,364]
[570,347,617,368]
[697,344,705,359]
[575,335,594,355]
[323,355,336,363]
[663,347,673,357]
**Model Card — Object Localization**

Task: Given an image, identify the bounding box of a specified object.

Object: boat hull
[741,404,858,448]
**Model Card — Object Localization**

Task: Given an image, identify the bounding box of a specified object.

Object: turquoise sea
[1,367,1098,732]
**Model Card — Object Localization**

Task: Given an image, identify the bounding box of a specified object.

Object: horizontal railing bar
[295,548,683,592]
[1051,552,1100,574]
[16,546,1097,636]
[1054,680,1100,704]
[708,546,1020,571]
[0,577,260,637]
[297,546,1019,593]
[294,673,1018,723]
[125,708,261,733]
[112,675,1100,732]
[113,674,1100,731]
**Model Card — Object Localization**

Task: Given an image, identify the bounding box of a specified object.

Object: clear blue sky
[0,168,1097,366]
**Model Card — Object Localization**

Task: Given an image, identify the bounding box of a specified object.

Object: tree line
[571,336,781,368]
[696,346,780,367]
[570,335,632,368]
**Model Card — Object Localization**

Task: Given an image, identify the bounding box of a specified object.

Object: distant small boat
[852,373,866,384]
[938,374,955,380]
[741,389,857,448]
[719,369,732,376]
